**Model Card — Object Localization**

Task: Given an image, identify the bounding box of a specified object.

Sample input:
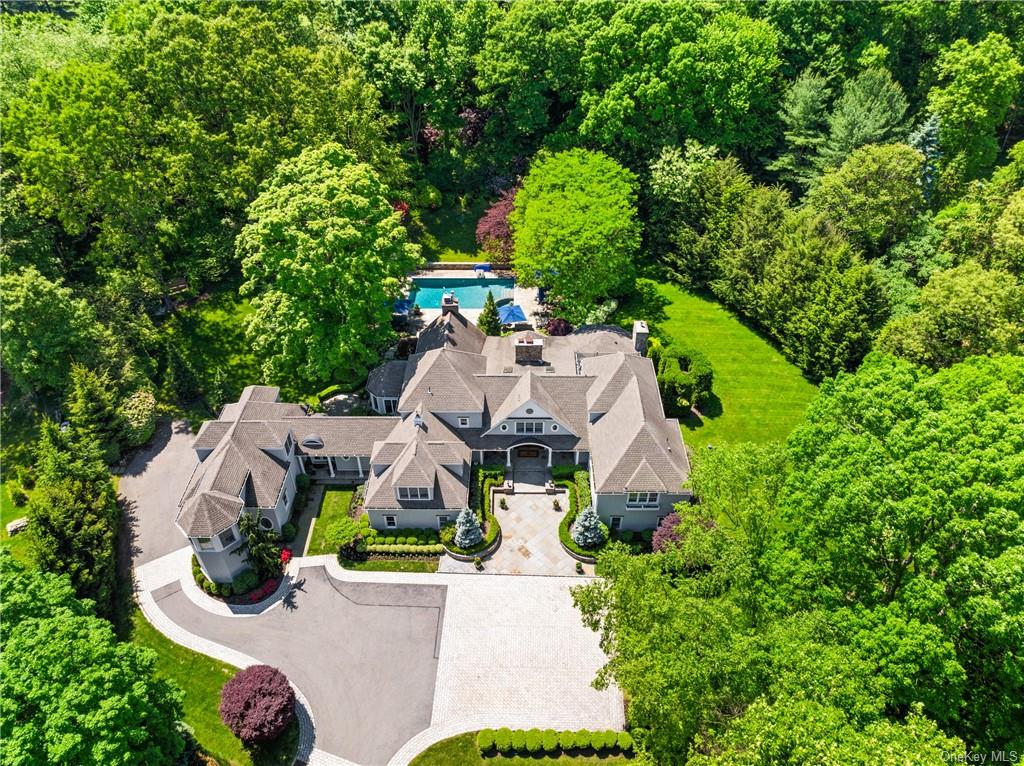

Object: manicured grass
[412,200,489,262]
[166,289,262,406]
[410,732,632,765]
[131,611,297,766]
[617,280,818,449]
[339,557,439,573]
[305,487,355,555]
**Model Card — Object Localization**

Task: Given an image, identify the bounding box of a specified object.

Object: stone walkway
[439,490,594,576]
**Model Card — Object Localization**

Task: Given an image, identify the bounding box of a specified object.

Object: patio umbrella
[498,304,527,324]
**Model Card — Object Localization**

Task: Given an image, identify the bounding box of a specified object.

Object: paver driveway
[154,566,445,765]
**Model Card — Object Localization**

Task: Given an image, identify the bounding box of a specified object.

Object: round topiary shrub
[494,728,513,753]
[219,665,296,744]
[219,583,233,598]
[575,730,593,750]
[542,729,559,753]
[525,729,542,754]
[557,731,576,751]
[510,730,527,752]
[592,730,615,751]
[280,522,297,542]
[617,731,634,752]
[477,729,496,753]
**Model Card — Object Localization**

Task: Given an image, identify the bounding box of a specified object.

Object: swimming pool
[408,276,515,309]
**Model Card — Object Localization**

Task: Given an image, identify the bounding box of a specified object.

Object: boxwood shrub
[525,729,543,754]
[509,730,527,752]
[477,729,496,753]
[617,731,634,751]
[494,728,513,753]
[542,729,559,753]
[575,730,593,750]
[557,731,576,751]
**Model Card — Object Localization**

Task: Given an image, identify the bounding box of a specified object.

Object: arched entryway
[505,442,552,468]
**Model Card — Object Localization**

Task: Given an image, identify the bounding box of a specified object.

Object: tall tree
[808,143,926,256]
[0,552,184,765]
[768,69,831,190]
[238,144,422,388]
[928,33,1023,196]
[64,364,124,464]
[0,267,101,395]
[27,421,120,617]
[816,68,909,170]
[510,149,640,323]
[877,261,1024,368]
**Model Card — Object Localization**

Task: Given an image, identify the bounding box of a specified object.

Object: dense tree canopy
[238,143,421,387]
[576,353,1024,762]
[510,149,640,322]
[0,552,184,766]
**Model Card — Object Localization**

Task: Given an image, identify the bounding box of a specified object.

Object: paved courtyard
[439,489,594,576]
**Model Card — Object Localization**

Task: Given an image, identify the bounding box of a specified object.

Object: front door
[517,446,540,458]
[610,516,623,531]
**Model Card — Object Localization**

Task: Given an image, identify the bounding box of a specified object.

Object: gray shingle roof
[416,312,486,355]
[399,348,486,413]
[366,361,407,398]
[176,491,243,538]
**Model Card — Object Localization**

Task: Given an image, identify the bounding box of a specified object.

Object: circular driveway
[152,567,445,765]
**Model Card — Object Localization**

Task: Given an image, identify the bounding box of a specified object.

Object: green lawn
[131,611,297,766]
[339,557,439,573]
[412,200,489,262]
[306,487,355,555]
[617,280,818,449]
[411,733,632,766]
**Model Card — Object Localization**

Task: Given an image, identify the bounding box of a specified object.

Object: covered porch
[302,454,368,483]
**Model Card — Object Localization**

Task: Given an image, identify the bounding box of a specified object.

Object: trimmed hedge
[480,728,632,756]
[550,463,583,480]
[364,527,440,545]
[366,543,444,555]
[574,469,592,510]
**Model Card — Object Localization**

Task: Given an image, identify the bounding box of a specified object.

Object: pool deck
[412,270,543,327]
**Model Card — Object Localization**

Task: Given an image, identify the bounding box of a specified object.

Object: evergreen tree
[478,290,501,335]
[233,514,282,581]
[816,68,908,170]
[908,114,941,204]
[768,70,830,190]
[453,507,483,549]
[571,505,606,549]
[65,364,123,464]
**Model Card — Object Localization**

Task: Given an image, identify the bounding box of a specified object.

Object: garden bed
[191,555,287,605]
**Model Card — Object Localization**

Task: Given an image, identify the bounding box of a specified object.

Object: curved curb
[181,563,295,617]
[558,540,597,564]
[135,582,324,763]
[443,527,503,562]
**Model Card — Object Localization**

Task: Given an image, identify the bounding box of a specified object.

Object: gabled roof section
[364,426,471,510]
[399,348,486,413]
[487,371,575,433]
[366,360,407,399]
[588,375,689,494]
[581,353,651,414]
[416,311,486,355]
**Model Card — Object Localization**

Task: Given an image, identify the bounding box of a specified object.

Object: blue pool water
[408,276,515,309]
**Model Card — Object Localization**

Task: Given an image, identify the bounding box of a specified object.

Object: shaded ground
[617,281,818,448]
[118,419,198,567]
[153,567,445,765]
[411,200,489,262]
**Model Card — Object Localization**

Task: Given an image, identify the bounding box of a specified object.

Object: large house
[177,297,690,582]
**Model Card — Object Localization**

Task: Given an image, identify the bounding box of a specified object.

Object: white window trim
[515,420,544,435]
[626,492,659,508]
[610,516,624,531]
[458,416,470,427]
[397,486,432,501]
[195,537,215,551]
[384,515,397,528]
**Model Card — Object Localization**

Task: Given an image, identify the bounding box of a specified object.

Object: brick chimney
[514,333,544,364]
[632,320,649,356]
[441,292,459,316]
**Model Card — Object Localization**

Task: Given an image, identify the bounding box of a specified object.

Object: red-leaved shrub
[219,665,295,744]
[546,318,573,336]
[652,513,682,553]
[475,188,517,264]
